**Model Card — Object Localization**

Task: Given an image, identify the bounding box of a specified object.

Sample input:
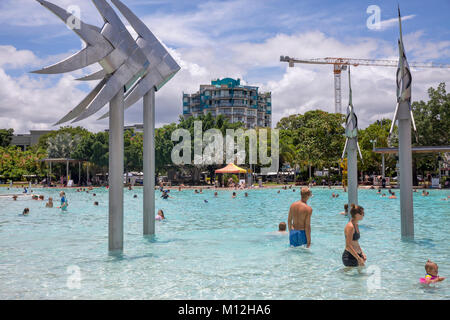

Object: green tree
[0,146,47,180]
[358,119,397,176]
[276,110,345,177]
[411,82,450,182]
[124,129,143,173]
[35,126,90,152]
[0,128,14,147]
[46,132,81,158]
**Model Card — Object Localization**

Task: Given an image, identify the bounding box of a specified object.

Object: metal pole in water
[109,90,124,252]
[143,88,155,235]
[398,101,414,239]
[347,138,358,208]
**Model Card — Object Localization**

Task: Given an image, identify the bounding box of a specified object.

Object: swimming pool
[0,186,448,299]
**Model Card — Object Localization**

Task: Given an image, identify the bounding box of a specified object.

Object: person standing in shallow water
[342,204,366,267]
[287,187,312,248]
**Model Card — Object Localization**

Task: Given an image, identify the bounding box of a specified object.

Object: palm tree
[47,133,81,158]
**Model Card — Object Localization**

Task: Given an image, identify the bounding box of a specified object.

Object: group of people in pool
[18,191,67,215]
[283,187,446,283]
[285,188,354,257]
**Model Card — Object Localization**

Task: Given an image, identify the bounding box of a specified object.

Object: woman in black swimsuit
[342,204,366,267]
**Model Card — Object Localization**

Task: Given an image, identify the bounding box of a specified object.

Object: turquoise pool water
[0,186,448,299]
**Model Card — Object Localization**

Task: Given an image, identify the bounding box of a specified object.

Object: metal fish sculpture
[341,66,363,161]
[32,0,180,124]
[389,6,418,142]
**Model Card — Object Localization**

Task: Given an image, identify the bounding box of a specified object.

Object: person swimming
[389,192,397,199]
[155,209,165,221]
[278,222,288,234]
[94,201,99,206]
[339,204,348,216]
[420,260,445,284]
[232,192,236,198]
[161,191,173,199]
[22,208,30,216]
[45,197,53,208]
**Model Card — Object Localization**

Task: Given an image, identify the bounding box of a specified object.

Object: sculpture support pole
[109,90,124,252]
[143,88,155,235]
[382,154,385,179]
[347,138,358,209]
[398,101,414,239]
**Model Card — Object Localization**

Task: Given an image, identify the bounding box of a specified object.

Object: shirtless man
[287,187,312,248]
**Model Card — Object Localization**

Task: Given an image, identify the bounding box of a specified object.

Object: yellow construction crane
[280,56,450,114]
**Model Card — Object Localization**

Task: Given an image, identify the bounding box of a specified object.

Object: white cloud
[0,1,448,135]
[0,0,102,27]
[377,14,416,31]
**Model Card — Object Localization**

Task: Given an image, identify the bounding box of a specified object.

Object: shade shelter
[373,146,450,179]
[38,158,87,186]
[215,163,247,174]
[215,163,247,187]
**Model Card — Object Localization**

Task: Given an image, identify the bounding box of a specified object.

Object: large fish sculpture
[32,0,180,124]
[389,6,418,142]
[341,66,363,161]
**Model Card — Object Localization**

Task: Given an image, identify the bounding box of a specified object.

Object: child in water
[339,204,348,216]
[278,222,288,234]
[155,209,165,221]
[45,197,53,208]
[58,191,68,211]
[420,260,445,284]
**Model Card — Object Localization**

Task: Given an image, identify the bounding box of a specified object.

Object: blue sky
[0,0,449,133]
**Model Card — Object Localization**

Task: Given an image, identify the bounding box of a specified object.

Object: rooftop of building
[183,78,265,96]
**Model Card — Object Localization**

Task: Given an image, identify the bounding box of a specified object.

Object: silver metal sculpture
[389,7,415,239]
[341,66,363,210]
[33,0,180,251]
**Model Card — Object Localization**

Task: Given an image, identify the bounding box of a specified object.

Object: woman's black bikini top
[352,222,360,241]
